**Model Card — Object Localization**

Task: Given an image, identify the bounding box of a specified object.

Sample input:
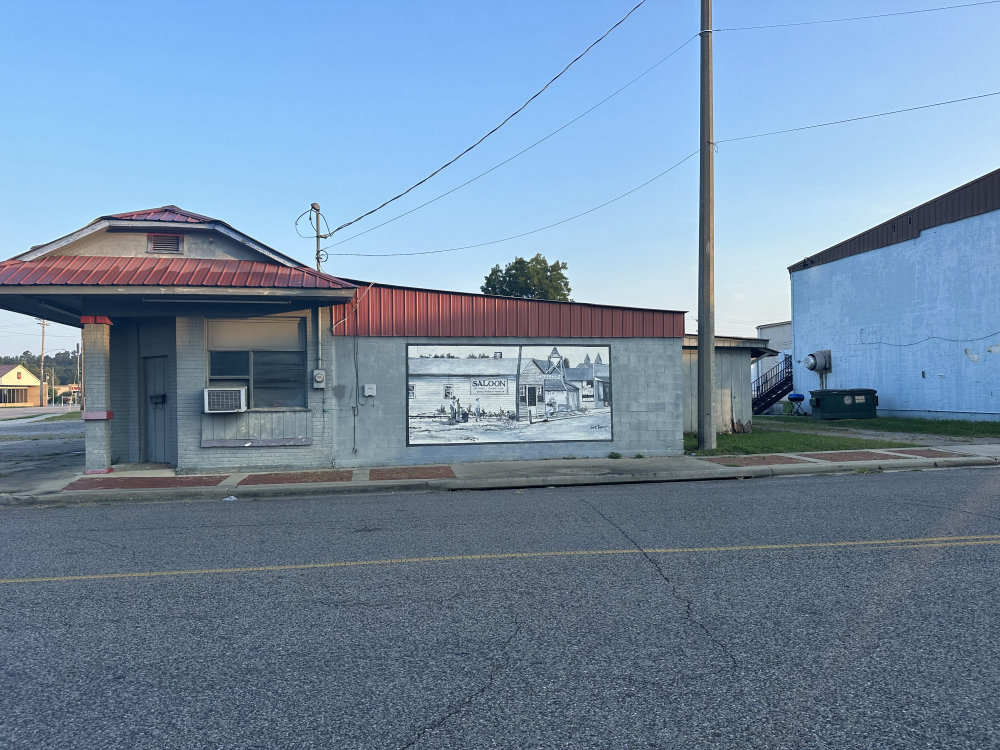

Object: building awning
[0,256,356,326]
[682,334,778,361]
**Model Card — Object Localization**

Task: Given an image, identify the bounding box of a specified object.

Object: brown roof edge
[788,166,1000,274]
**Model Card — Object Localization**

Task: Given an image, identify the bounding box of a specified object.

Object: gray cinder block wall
[82,321,113,473]
[169,321,682,472]
[175,313,338,474]
[328,336,683,468]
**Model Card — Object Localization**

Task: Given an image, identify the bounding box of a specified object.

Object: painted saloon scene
[407,344,612,444]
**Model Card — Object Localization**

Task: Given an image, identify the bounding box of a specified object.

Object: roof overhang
[0,287,355,327]
[682,334,778,361]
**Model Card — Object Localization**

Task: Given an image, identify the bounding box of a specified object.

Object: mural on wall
[407,344,612,445]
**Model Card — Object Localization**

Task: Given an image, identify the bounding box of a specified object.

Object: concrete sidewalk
[3,443,998,507]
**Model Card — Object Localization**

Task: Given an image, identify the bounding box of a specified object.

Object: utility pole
[75,342,81,405]
[697,0,716,449]
[312,202,323,272]
[36,318,47,407]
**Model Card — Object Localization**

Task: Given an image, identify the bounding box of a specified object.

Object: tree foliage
[1,349,79,384]
[480,253,571,301]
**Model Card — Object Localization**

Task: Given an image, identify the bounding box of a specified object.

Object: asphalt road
[0,413,85,494]
[2,469,999,749]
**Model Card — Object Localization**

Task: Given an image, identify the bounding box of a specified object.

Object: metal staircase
[752,354,793,415]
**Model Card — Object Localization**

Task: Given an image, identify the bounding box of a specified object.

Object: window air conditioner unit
[204,387,247,413]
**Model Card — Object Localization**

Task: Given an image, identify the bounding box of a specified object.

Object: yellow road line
[2,534,998,585]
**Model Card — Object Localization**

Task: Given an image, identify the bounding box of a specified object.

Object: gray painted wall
[327,336,682,468]
[51,228,267,261]
[122,315,683,472]
[175,311,336,473]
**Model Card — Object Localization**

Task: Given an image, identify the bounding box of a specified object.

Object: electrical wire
[328,151,698,257]
[327,0,652,237]
[717,91,1000,145]
[294,206,332,239]
[713,0,1000,31]
[327,33,700,249]
[294,209,313,239]
[329,84,998,260]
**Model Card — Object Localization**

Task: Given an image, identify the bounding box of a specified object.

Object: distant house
[0,364,40,407]
[407,357,521,418]
[564,353,611,408]
[789,167,1000,419]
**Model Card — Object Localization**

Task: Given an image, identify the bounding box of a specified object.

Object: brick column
[81,316,114,474]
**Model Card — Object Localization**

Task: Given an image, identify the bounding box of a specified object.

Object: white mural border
[406,344,613,446]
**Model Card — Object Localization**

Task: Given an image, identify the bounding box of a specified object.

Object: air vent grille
[203,387,247,413]
[148,234,182,254]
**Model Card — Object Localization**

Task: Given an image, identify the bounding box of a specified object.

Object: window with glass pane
[210,351,250,378]
[207,318,306,409]
[253,351,306,407]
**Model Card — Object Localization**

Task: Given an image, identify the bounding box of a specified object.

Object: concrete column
[81,316,113,474]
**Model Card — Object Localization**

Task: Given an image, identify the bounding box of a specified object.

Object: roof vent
[148,233,183,254]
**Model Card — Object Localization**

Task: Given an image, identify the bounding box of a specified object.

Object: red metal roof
[0,256,355,290]
[332,283,684,338]
[103,205,217,224]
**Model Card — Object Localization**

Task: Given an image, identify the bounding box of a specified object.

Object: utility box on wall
[809,388,877,420]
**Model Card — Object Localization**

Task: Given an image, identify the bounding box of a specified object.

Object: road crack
[398,622,522,749]
[578,498,739,677]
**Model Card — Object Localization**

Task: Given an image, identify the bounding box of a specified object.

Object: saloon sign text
[470,378,509,395]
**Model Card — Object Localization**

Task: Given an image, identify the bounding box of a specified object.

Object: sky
[1,0,999,357]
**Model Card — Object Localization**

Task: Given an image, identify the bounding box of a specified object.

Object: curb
[2,455,996,508]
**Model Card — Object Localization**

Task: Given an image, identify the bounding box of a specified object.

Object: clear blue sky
[2,0,998,358]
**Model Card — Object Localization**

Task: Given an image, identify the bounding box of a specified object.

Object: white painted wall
[791,210,1000,419]
[751,321,792,383]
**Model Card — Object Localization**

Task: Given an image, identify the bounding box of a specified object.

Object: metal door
[143,356,168,463]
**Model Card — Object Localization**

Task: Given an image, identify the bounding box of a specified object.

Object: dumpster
[809,389,877,420]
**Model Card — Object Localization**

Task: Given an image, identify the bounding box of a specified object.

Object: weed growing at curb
[608,452,622,459]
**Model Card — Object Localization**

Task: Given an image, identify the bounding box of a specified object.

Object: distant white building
[751,321,792,383]
[789,167,1000,419]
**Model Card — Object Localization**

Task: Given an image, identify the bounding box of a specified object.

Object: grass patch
[0,410,81,422]
[0,434,80,442]
[41,411,82,422]
[758,415,1000,438]
[683,431,916,456]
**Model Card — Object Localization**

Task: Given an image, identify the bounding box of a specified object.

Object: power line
[329,151,698,257]
[325,0,652,237]
[713,0,1000,31]
[717,90,1000,145]
[332,86,997,259]
[328,33,700,249]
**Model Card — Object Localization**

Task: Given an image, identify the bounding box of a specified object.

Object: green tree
[481,253,571,301]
